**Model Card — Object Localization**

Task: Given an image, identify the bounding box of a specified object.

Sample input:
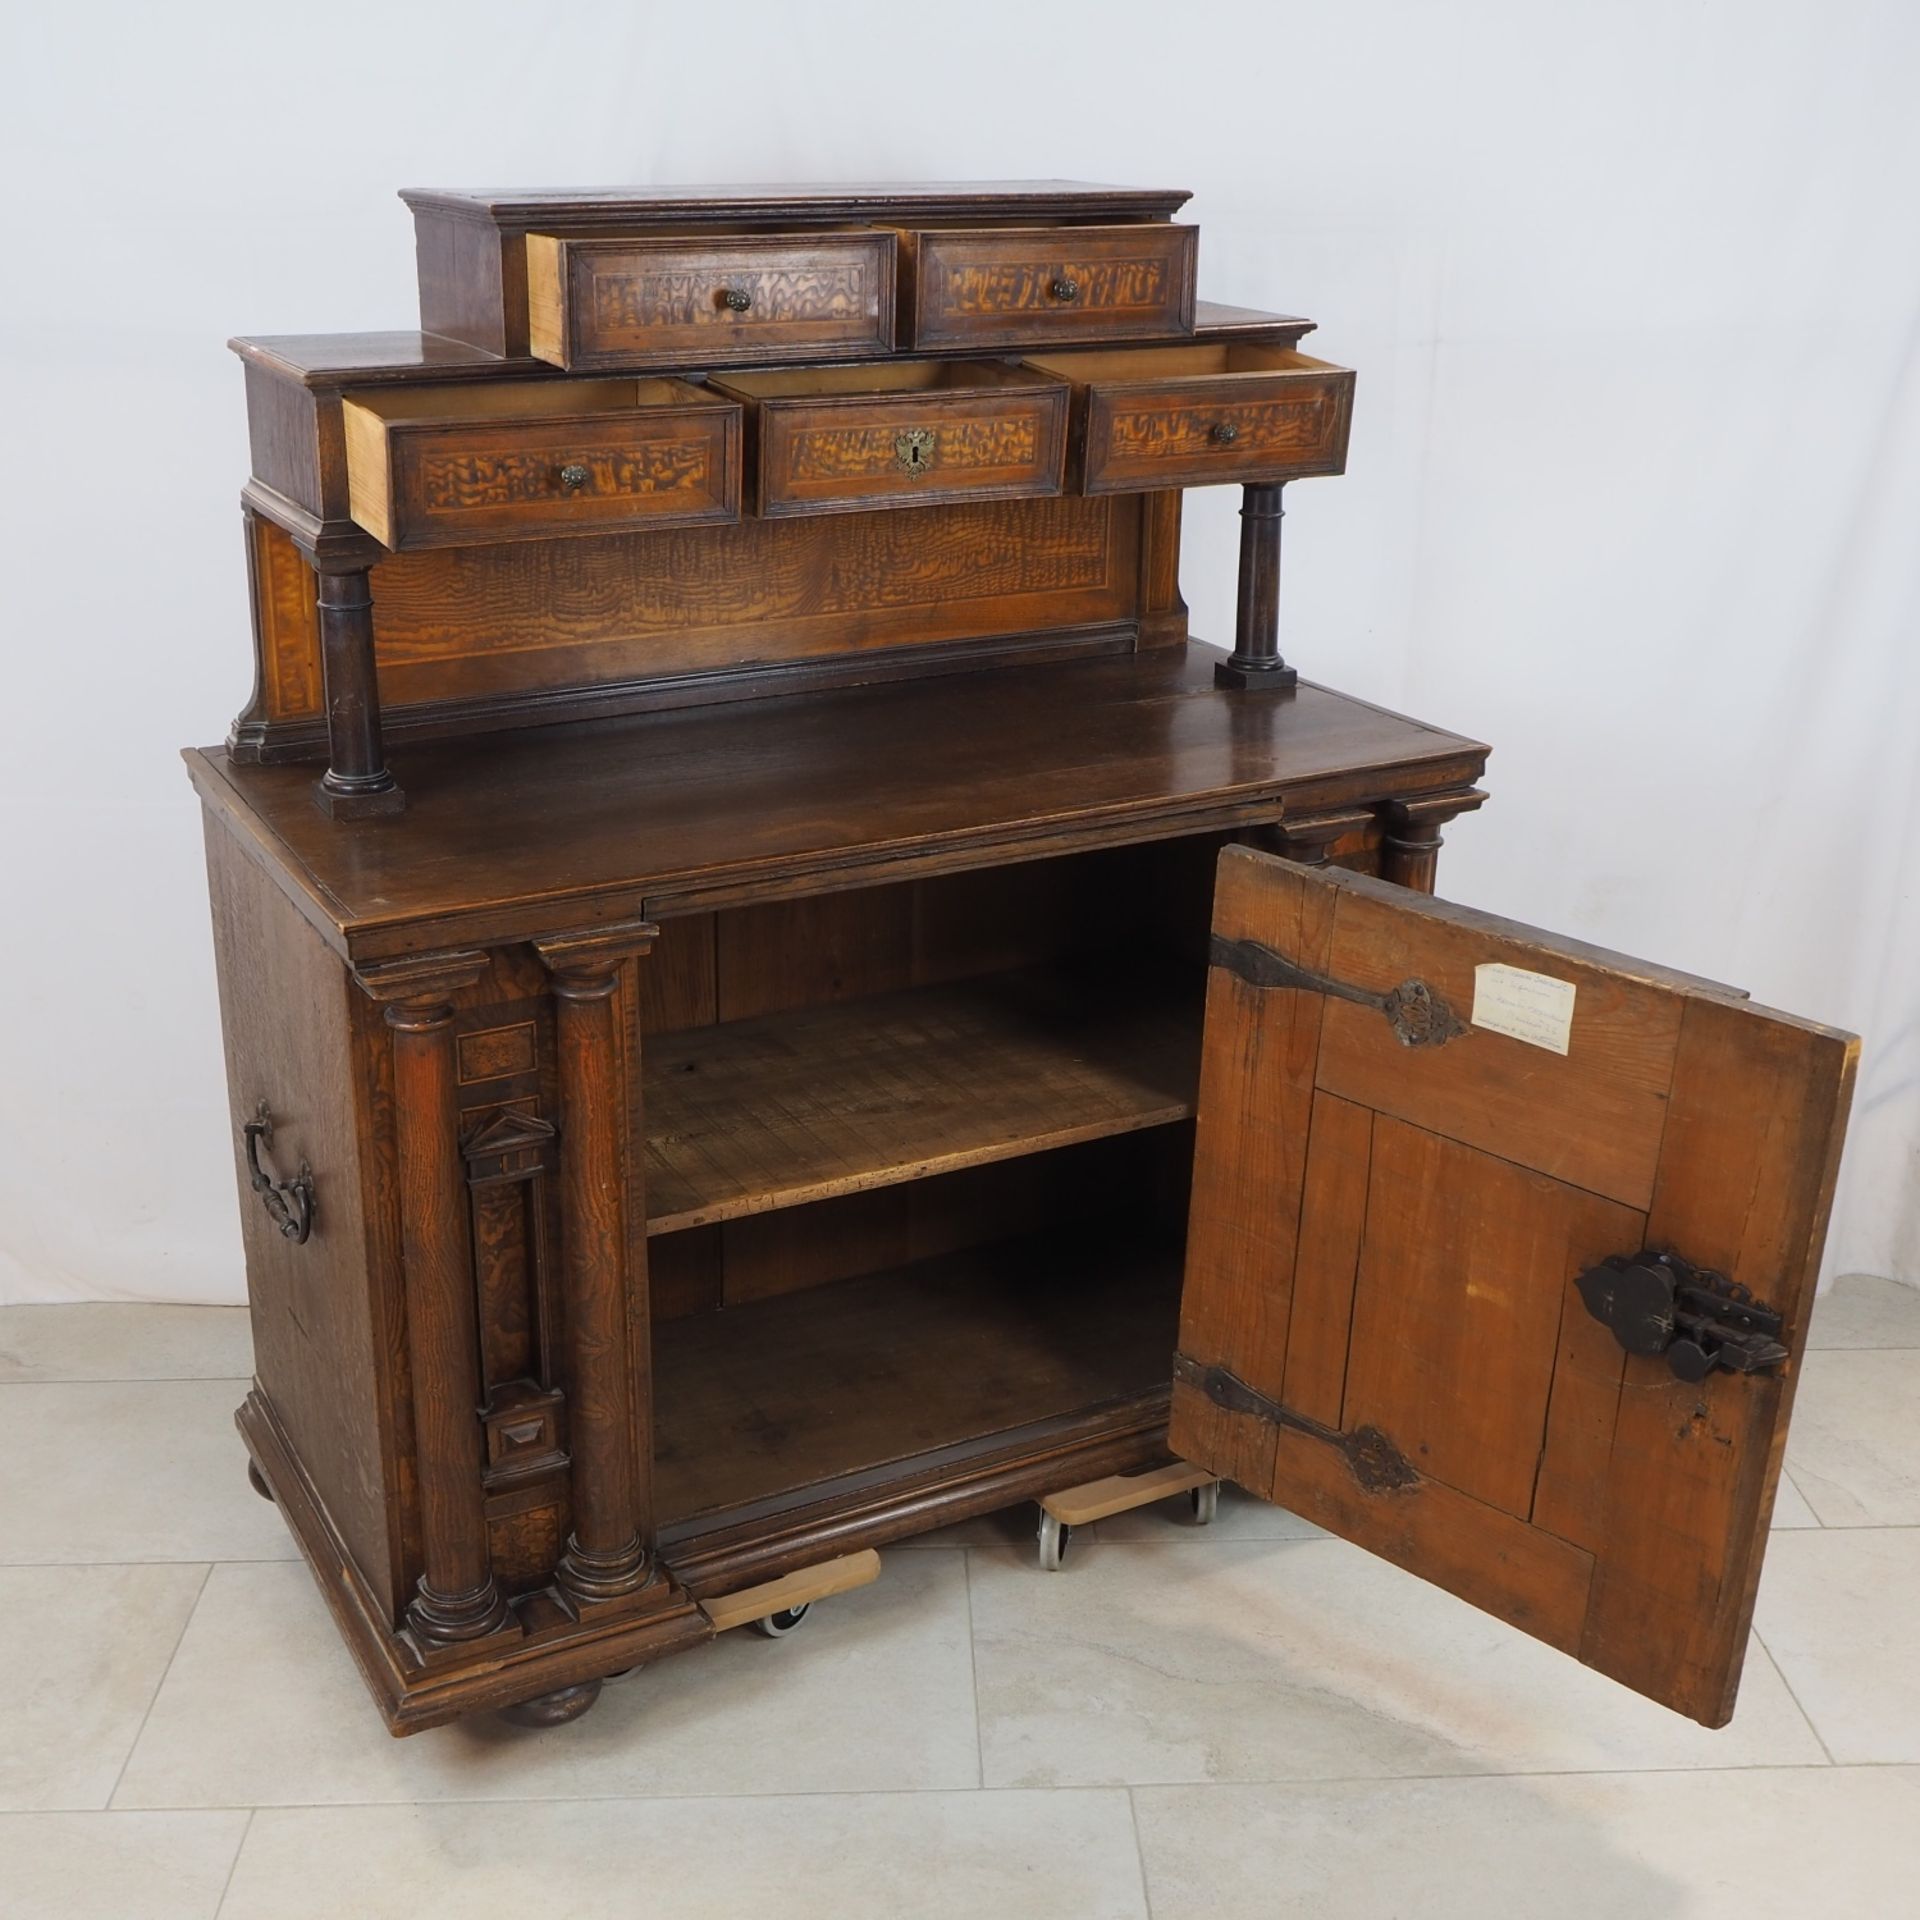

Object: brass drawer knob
[558,463,591,493]
[1048,276,1080,303]
[1211,422,1240,445]
[722,287,754,312]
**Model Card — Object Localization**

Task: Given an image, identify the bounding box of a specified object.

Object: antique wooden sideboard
[188,181,1856,1737]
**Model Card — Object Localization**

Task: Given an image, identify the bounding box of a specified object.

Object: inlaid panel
[241,494,1141,750]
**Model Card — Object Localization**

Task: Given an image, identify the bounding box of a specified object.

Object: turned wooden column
[535,921,661,1610]
[356,950,511,1650]
[1380,789,1489,894]
[1215,482,1298,691]
[313,559,405,819]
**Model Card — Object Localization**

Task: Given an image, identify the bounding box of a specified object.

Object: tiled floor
[1,1274,1915,1917]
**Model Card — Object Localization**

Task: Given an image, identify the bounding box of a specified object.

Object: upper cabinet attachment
[525,230,897,372]
[896,224,1198,350]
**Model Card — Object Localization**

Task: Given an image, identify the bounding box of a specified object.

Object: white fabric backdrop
[1,0,1914,1303]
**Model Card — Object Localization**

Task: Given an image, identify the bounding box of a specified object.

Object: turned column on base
[1215,482,1298,692]
[312,557,404,819]
[354,950,513,1652]
[535,922,662,1611]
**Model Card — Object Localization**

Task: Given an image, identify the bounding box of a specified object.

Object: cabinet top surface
[400,180,1192,224]
[187,644,1487,963]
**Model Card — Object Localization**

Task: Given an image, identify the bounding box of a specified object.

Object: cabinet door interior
[1172,847,1856,1727]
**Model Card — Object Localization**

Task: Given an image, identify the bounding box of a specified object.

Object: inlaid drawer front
[1024,345,1354,494]
[341,377,741,550]
[525,231,897,371]
[708,361,1069,518]
[904,225,1197,350]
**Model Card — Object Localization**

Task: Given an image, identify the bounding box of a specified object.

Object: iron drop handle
[244,1102,314,1245]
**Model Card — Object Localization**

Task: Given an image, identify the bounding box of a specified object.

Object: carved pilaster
[313,557,404,820]
[354,949,514,1652]
[534,920,661,1610]
[1215,482,1297,692]
[1379,788,1489,894]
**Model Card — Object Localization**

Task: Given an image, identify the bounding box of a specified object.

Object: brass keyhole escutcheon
[894,428,936,478]
[558,463,591,493]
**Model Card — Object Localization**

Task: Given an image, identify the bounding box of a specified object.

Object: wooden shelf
[643,968,1200,1235]
[652,1227,1182,1527]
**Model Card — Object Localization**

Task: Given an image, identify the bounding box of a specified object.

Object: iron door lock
[1574,1250,1787,1382]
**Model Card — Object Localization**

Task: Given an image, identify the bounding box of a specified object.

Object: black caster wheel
[1189,1480,1220,1525]
[751,1603,811,1639]
[1037,1510,1073,1571]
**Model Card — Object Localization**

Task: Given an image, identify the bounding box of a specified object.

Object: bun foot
[499,1678,603,1729]
[246,1458,275,1503]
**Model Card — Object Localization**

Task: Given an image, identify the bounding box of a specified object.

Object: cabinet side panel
[202,813,402,1618]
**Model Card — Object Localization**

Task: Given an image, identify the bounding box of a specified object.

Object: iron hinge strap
[1172,1352,1418,1494]
[1208,934,1467,1049]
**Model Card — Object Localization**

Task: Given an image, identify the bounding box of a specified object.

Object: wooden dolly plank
[702,1549,882,1633]
[1041,1461,1217,1527]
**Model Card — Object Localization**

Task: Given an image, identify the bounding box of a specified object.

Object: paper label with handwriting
[1471,963,1576,1055]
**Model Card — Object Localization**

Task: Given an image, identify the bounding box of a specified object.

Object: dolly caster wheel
[1037,1510,1072,1571]
[751,1603,811,1639]
[1189,1480,1220,1525]
[499,1678,602,1728]
[246,1458,274,1504]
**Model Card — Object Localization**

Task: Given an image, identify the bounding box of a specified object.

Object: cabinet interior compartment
[643,834,1224,1531]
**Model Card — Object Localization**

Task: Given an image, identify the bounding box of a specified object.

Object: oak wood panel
[1341,1118,1646,1520]
[643,969,1201,1234]
[904,224,1197,350]
[1580,995,1857,1723]
[714,887,916,1022]
[1278,1090,1372,1429]
[1173,847,1337,1492]
[1172,851,1858,1726]
[188,650,1491,963]
[235,493,1144,755]
[653,1227,1182,1524]
[710,360,1068,517]
[202,820,403,1620]
[527,230,896,371]
[1312,875,1687,1212]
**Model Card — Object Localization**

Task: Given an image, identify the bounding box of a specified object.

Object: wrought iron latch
[1574,1250,1787,1382]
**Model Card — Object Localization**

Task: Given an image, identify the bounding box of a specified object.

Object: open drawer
[526,229,897,372]
[898,223,1198,350]
[340,377,741,550]
[706,359,1069,518]
[1023,344,1355,494]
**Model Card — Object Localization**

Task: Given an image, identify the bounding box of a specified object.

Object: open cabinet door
[1171,846,1857,1727]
